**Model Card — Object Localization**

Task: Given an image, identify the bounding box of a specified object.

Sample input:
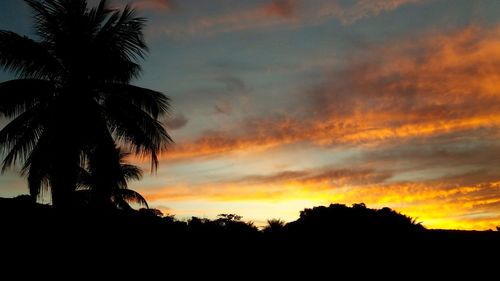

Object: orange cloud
[262,0,296,18]
[171,2,296,36]
[142,167,391,201]
[159,25,500,160]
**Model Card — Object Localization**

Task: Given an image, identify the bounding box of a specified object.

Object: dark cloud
[209,60,263,73]
[216,76,247,93]
[349,140,500,171]
[214,100,233,115]
[165,113,188,130]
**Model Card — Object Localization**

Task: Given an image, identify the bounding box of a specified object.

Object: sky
[1,0,500,230]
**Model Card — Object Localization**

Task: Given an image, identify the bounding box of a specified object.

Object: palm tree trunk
[89,136,120,211]
[50,163,78,210]
[49,135,80,210]
[92,185,114,211]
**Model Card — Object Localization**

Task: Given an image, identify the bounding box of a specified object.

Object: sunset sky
[1,0,500,230]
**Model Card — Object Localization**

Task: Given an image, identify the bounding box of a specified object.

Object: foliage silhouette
[263,218,286,235]
[75,147,148,210]
[187,213,259,239]
[283,203,425,249]
[138,207,164,218]
[287,203,424,234]
[0,0,171,209]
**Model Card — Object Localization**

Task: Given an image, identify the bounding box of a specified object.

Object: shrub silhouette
[286,203,425,237]
[187,214,259,237]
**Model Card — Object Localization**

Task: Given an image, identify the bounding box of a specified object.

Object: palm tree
[0,0,171,209]
[263,218,286,234]
[76,147,148,211]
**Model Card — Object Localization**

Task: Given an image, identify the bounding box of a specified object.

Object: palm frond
[120,163,143,182]
[24,0,61,42]
[0,31,61,79]
[26,0,89,41]
[113,188,148,208]
[22,134,51,198]
[75,165,94,189]
[88,0,114,34]
[90,4,146,82]
[0,79,55,118]
[104,98,172,171]
[26,166,50,199]
[101,83,171,118]
[109,4,148,61]
[0,105,46,171]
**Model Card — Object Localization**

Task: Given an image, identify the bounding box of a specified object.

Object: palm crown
[76,147,149,210]
[0,0,171,209]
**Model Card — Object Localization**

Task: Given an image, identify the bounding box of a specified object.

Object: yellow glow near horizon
[140,180,500,230]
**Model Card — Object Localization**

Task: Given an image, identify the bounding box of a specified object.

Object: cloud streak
[316,0,424,24]
[131,0,174,11]
[232,167,392,186]
[165,113,188,130]
[160,0,423,37]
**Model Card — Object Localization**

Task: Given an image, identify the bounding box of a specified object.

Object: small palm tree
[0,0,171,209]
[76,147,148,210]
[263,218,286,234]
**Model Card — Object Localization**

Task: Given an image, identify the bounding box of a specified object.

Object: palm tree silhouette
[76,147,148,210]
[0,0,171,209]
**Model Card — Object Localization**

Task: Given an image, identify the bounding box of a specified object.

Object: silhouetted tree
[76,147,148,210]
[0,0,171,209]
[263,218,286,235]
[185,214,259,240]
[287,203,424,236]
[216,213,243,225]
[215,214,258,235]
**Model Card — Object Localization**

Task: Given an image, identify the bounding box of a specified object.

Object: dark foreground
[1,196,498,275]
